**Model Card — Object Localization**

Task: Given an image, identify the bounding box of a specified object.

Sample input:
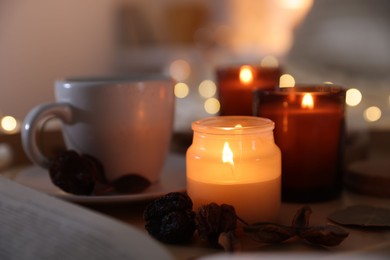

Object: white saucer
[13,153,186,204]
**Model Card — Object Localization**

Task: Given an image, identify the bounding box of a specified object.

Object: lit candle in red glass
[254,86,346,202]
[216,64,282,116]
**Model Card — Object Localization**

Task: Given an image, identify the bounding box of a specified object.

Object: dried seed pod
[292,206,312,228]
[145,210,196,244]
[196,203,237,243]
[143,193,196,244]
[144,192,193,221]
[299,225,349,247]
[81,154,107,184]
[244,223,296,244]
[49,150,96,195]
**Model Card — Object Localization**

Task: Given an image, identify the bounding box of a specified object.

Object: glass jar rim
[192,116,274,135]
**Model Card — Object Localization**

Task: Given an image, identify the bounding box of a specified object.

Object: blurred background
[0,0,389,137]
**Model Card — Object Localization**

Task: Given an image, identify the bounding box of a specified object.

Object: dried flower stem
[243,206,349,247]
[236,215,249,226]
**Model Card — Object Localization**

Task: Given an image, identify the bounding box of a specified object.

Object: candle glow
[239,66,253,85]
[222,142,234,165]
[186,116,281,223]
[301,93,314,109]
[216,65,282,115]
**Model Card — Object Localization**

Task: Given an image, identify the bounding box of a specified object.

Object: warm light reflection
[261,56,279,68]
[169,59,191,81]
[234,124,243,128]
[1,116,18,133]
[301,93,314,109]
[364,106,381,122]
[222,142,234,166]
[346,88,362,107]
[281,0,313,10]
[323,81,334,85]
[204,98,220,114]
[239,66,253,85]
[279,74,295,88]
[174,82,189,98]
[199,80,217,98]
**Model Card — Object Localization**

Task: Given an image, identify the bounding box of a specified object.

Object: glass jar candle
[186,116,281,224]
[216,65,283,116]
[254,86,346,202]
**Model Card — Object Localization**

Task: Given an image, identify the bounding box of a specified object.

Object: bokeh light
[1,116,18,132]
[198,80,217,98]
[279,74,295,88]
[260,56,279,68]
[364,106,381,122]
[174,82,190,98]
[204,98,220,114]
[346,88,362,107]
[169,59,191,82]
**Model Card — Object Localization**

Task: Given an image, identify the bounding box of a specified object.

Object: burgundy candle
[216,65,282,116]
[254,86,346,202]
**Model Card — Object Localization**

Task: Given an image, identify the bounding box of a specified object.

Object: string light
[364,106,381,122]
[346,88,362,107]
[174,83,190,98]
[1,116,19,133]
[260,56,279,68]
[279,74,295,88]
[198,80,217,98]
[204,98,220,114]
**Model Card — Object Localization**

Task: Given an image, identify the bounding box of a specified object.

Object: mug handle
[21,103,72,168]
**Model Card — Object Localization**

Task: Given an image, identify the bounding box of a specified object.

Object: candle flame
[222,142,234,166]
[239,66,253,85]
[301,93,314,109]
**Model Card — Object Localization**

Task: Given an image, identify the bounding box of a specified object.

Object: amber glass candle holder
[254,86,346,202]
[216,65,282,116]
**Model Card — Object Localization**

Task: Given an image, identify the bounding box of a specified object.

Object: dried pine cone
[196,203,237,243]
[144,192,196,244]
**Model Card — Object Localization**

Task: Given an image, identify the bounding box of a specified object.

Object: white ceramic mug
[22,76,175,183]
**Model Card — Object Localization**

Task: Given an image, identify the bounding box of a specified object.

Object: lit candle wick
[301,93,314,109]
[239,66,253,85]
[222,142,234,166]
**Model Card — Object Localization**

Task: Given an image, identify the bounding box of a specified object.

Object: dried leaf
[299,225,349,247]
[292,206,312,228]
[244,223,296,244]
[218,231,241,252]
[328,205,390,227]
